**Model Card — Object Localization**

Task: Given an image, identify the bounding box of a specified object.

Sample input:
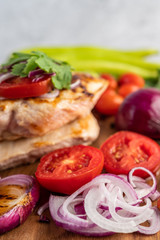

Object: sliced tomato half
[35,145,104,195]
[100,131,160,178]
[0,76,52,99]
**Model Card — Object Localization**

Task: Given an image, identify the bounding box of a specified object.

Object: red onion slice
[107,187,153,225]
[49,195,113,237]
[70,79,81,89]
[39,89,59,99]
[58,176,111,228]
[58,174,137,228]
[132,181,160,201]
[37,202,49,216]
[128,167,157,199]
[28,69,45,78]
[0,72,14,83]
[84,187,138,233]
[138,207,160,235]
[49,168,160,236]
[32,73,56,82]
[100,182,152,213]
[50,195,84,230]
[0,174,39,234]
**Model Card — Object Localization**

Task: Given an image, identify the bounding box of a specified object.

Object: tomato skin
[95,89,123,115]
[118,83,141,98]
[100,131,160,178]
[118,73,145,87]
[100,74,118,89]
[35,145,104,195]
[0,76,52,99]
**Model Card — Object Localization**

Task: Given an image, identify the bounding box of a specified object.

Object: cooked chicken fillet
[0,73,107,141]
[0,113,100,170]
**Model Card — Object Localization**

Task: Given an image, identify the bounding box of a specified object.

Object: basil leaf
[23,56,38,75]
[12,63,27,77]
[51,75,63,89]
[35,56,54,73]
[0,50,72,90]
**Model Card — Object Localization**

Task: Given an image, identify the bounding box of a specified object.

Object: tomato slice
[35,145,104,194]
[100,131,160,178]
[0,76,52,99]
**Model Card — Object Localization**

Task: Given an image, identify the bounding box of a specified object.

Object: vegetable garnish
[49,167,160,236]
[100,131,160,178]
[0,174,39,234]
[0,51,72,90]
[116,88,160,138]
[0,76,53,99]
[35,145,104,195]
[22,46,160,80]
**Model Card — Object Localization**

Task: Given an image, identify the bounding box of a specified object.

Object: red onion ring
[39,89,59,99]
[49,168,160,236]
[28,69,45,78]
[138,207,160,235]
[108,188,153,225]
[70,79,81,89]
[58,174,138,229]
[49,195,113,237]
[37,202,49,216]
[100,182,152,214]
[84,186,139,233]
[0,72,14,83]
[128,167,157,199]
[32,72,56,82]
[0,174,39,234]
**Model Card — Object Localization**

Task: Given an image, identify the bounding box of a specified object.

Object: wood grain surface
[0,115,160,240]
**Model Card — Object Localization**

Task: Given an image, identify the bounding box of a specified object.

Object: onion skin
[0,175,39,234]
[116,88,160,139]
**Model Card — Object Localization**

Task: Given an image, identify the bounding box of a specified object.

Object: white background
[0,0,160,61]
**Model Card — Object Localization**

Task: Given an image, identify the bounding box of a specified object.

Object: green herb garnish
[0,51,72,90]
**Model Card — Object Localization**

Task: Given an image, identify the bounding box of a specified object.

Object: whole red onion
[116,88,160,139]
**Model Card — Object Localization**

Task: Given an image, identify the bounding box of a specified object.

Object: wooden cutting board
[0,115,160,240]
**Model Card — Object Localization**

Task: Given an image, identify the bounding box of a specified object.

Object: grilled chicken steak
[0,73,107,141]
[0,113,100,170]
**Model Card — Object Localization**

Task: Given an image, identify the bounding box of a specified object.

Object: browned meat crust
[0,114,100,170]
